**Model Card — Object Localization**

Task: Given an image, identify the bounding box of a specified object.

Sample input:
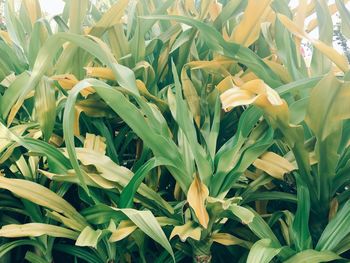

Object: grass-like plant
[0,0,350,262]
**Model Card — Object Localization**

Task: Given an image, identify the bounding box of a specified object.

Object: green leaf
[64,78,190,193]
[0,122,71,173]
[284,249,341,263]
[247,210,280,245]
[316,199,350,251]
[306,73,350,140]
[114,208,174,261]
[53,244,103,263]
[170,61,212,185]
[0,176,87,229]
[73,148,174,213]
[10,32,140,125]
[28,19,51,68]
[336,0,350,38]
[310,0,333,75]
[0,72,30,120]
[306,73,349,207]
[35,77,56,141]
[69,0,89,34]
[24,251,48,263]
[247,239,282,263]
[0,239,45,259]
[143,15,282,88]
[119,157,173,209]
[292,174,312,251]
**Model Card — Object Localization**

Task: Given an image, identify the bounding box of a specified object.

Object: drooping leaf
[231,0,272,47]
[0,223,79,240]
[187,175,210,229]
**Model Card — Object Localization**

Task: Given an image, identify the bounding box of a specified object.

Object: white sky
[39,0,64,16]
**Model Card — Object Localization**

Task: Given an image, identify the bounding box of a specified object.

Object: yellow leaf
[306,18,318,33]
[49,133,64,147]
[170,221,201,242]
[220,79,284,112]
[0,30,12,44]
[0,223,78,239]
[212,233,252,248]
[109,217,178,242]
[220,87,256,110]
[52,74,79,89]
[85,67,115,80]
[187,175,210,229]
[51,74,94,97]
[241,71,258,82]
[89,0,129,36]
[263,59,292,83]
[22,0,42,25]
[216,76,236,93]
[208,1,222,20]
[230,0,272,46]
[84,133,107,155]
[253,152,296,179]
[294,0,308,29]
[109,220,137,242]
[135,80,167,111]
[74,108,82,137]
[277,14,349,72]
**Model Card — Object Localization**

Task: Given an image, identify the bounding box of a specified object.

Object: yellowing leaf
[241,71,259,82]
[22,0,42,25]
[216,76,237,93]
[231,0,272,46]
[84,133,107,155]
[181,66,201,126]
[220,79,284,112]
[136,80,168,110]
[263,59,292,83]
[294,0,308,29]
[277,14,349,72]
[52,74,79,89]
[85,67,115,80]
[253,151,296,179]
[51,74,94,97]
[170,221,201,242]
[89,0,129,37]
[75,226,103,248]
[109,220,137,242]
[208,1,222,20]
[305,73,350,140]
[109,217,178,242]
[0,223,78,240]
[212,233,252,248]
[0,176,87,229]
[0,30,12,44]
[187,175,210,228]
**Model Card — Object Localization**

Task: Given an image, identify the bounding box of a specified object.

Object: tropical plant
[0,0,350,262]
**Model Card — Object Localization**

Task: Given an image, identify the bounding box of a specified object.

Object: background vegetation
[0,0,350,262]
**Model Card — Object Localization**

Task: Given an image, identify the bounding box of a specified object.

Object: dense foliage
[0,0,350,262]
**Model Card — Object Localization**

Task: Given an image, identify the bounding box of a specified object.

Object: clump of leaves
[0,0,350,263]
